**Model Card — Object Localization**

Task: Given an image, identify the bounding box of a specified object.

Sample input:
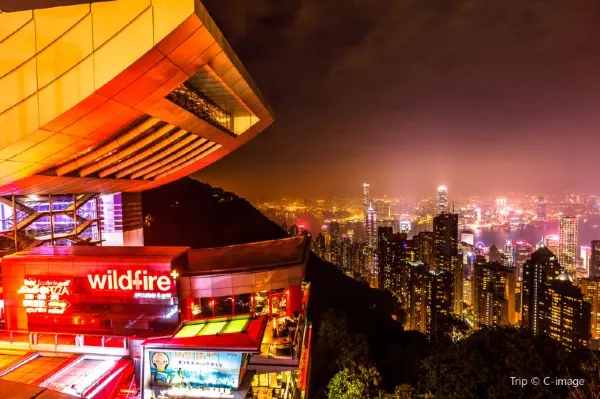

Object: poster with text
[149,350,243,389]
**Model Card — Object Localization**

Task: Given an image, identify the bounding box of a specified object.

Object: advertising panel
[149,350,243,390]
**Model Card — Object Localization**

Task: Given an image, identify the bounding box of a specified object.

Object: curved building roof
[0,0,273,195]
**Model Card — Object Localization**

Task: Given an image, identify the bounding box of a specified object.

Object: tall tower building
[377,227,395,292]
[413,231,434,266]
[472,262,516,328]
[558,216,579,275]
[590,241,600,278]
[496,197,508,222]
[433,212,462,315]
[366,203,377,249]
[547,274,590,351]
[405,262,433,333]
[363,183,370,217]
[521,247,563,335]
[536,196,547,223]
[580,277,600,342]
[436,185,448,214]
[512,241,534,281]
[543,234,560,256]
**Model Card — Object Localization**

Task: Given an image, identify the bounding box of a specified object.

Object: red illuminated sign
[86,269,177,299]
[18,277,72,314]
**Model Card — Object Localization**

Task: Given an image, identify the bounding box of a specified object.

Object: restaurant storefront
[1,246,188,335]
[0,237,312,399]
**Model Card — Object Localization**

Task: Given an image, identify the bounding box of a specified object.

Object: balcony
[249,316,302,372]
[167,83,235,135]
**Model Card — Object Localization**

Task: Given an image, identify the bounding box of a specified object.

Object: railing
[167,83,235,134]
[0,330,129,353]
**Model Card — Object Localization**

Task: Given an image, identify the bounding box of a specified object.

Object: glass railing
[167,83,234,134]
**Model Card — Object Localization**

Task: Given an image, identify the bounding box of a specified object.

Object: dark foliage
[142,178,287,248]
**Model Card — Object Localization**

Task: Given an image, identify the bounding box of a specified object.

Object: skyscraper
[510,241,534,281]
[433,212,462,315]
[496,197,508,222]
[580,277,600,341]
[546,274,591,351]
[377,226,395,291]
[521,247,563,335]
[363,183,370,217]
[313,233,326,258]
[581,245,592,276]
[366,203,377,249]
[373,199,392,220]
[413,231,435,266]
[543,234,560,256]
[405,261,433,333]
[590,240,600,278]
[436,185,449,214]
[329,221,341,241]
[472,262,517,328]
[536,196,547,223]
[558,216,579,275]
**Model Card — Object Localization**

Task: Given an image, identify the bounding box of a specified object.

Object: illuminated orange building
[0,0,273,249]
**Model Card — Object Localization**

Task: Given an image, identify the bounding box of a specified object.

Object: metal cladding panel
[0,0,273,195]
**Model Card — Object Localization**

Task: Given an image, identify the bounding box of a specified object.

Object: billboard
[148,350,243,390]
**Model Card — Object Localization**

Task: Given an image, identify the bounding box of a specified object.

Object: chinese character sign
[18,277,72,314]
[148,350,243,390]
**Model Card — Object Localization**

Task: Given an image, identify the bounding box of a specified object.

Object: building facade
[558,216,579,276]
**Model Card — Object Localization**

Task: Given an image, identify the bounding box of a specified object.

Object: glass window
[254,291,269,316]
[199,298,213,318]
[214,295,233,317]
[234,294,251,315]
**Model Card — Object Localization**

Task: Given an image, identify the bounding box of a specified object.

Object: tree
[378,384,413,399]
[570,352,600,399]
[420,326,583,399]
[328,365,382,399]
[316,309,371,374]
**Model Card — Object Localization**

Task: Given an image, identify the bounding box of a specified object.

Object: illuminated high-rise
[536,196,547,223]
[436,185,448,214]
[366,203,377,249]
[433,212,462,315]
[543,234,560,256]
[496,197,508,222]
[580,277,600,342]
[413,231,434,266]
[405,261,432,333]
[547,274,590,351]
[363,183,370,217]
[590,240,600,278]
[472,262,517,328]
[377,226,395,292]
[581,245,592,276]
[510,241,534,281]
[558,216,579,275]
[521,247,563,335]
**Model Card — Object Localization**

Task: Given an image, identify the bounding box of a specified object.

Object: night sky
[197,0,600,200]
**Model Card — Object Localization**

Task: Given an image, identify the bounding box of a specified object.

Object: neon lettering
[86,269,174,294]
[87,273,108,290]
